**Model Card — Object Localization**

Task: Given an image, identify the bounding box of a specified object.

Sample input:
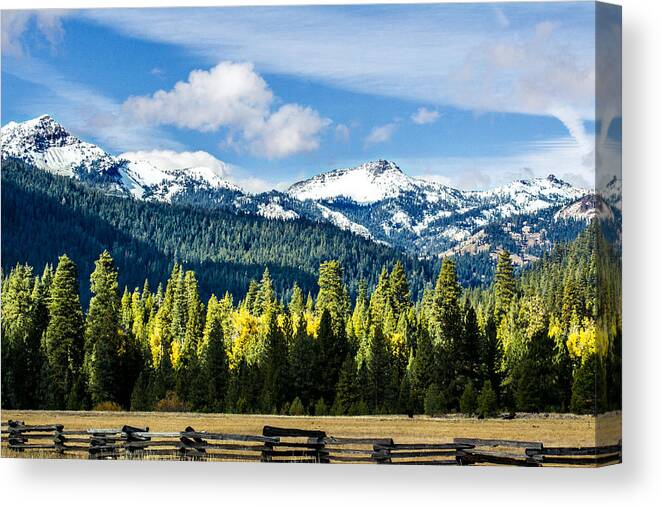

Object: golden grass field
[1,409,621,453]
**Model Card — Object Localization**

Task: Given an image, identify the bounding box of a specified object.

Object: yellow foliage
[306,312,319,337]
[170,340,181,367]
[566,317,597,362]
[547,315,564,348]
[388,331,407,365]
[149,325,163,366]
[229,307,260,368]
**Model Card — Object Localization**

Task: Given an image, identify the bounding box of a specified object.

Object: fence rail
[1,420,621,466]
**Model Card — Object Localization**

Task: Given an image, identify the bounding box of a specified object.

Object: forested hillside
[1,221,621,415]
[1,160,438,304]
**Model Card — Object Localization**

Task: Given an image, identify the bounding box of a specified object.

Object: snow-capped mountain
[289,160,464,205]
[120,157,242,202]
[1,115,123,179]
[285,161,588,259]
[1,115,241,203]
[2,115,600,271]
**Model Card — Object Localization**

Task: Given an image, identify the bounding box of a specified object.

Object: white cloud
[123,61,330,159]
[365,123,397,147]
[248,104,330,159]
[119,149,231,177]
[1,10,68,56]
[411,107,440,125]
[124,62,271,132]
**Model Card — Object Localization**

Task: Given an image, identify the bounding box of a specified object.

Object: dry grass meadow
[1,409,621,460]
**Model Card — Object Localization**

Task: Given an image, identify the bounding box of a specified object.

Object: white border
[2,1,660,505]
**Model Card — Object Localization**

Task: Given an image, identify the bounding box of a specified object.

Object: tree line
[1,221,621,416]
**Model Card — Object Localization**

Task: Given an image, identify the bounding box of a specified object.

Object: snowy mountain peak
[363,159,403,175]
[2,115,119,177]
[288,159,418,204]
[1,115,242,200]
[546,174,565,185]
[3,114,73,150]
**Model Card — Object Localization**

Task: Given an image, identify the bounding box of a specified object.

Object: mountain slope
[285,160,588,264]
[1,159,437,303]
[2,115,601,282]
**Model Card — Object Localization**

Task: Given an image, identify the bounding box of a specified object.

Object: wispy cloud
[401,136,595,191]
[411,107,440,125]
[1,10,69,57]
[365,123,397,147]
[82,5,596,133]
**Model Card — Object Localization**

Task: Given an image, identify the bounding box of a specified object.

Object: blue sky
[2,3,603,191]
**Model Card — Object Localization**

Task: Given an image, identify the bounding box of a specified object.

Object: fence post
[373,439,394,464]
[7,420,26,452]
[180,426,207,461]
[308,436,329,463]
[53,424,65,454]
[122,425,149,460]
[89,431,106,459]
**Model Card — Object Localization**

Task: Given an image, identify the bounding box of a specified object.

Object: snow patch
[257,202,299,220]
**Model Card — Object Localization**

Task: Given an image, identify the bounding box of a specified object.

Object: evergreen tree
[120,287,133,332]
[176,271,205,403]
[130,369,155,411]
[350,279,370,361]
[316,260,347,326]
[397,368,414,415]
[255,268,276,315]
[244,280,259,313]
[366,324,391,413]
[289,397,305,416]
[1,264,41,408]
[431,259,462,347]
[260,310,289,412]
[203,309,229,412]
[333,356,361,415]
[388,261,411,318]
[411,316,435,411]
[289,322,317,408]
[570,354,605,415]
[430,259,462,404]
[314,397,329,416]
[424,383,446,416]
[289,282,305,331]
[368,267,390,330]
[43,255,85,409]
[450,301,482,405]
[459,381,477,415]
[476,380,498,418]
[84,251,123,406]
[316,308,347,404]
[494,250,516,321]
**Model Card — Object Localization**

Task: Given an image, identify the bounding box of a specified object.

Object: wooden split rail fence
[1,421,621,466]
